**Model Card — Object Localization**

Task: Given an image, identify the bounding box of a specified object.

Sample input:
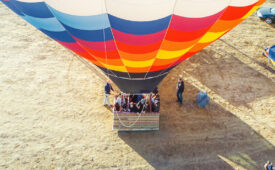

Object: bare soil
[0,1,274,169]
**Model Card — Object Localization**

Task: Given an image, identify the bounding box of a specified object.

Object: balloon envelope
[1,0,265,93]
[269,45,275,61]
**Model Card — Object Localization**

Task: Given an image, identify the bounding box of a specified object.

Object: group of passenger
[104,78,185,109]
[114,89,160,113]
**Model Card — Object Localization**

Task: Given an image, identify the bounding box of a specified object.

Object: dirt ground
[0,1,274,169]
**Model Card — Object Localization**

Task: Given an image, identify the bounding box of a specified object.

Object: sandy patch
[0,1,274,169]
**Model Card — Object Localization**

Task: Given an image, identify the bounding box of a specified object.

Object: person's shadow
[118,81,275,169]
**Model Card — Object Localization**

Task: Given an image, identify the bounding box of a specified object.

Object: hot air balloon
[1,0,266,94]
[263,45,275,66]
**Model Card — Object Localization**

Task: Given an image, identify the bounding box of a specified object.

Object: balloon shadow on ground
[218,39,275,74]
[118,81,275,170]
[180,47,275,108]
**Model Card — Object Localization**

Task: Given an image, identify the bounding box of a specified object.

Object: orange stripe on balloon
[161,39,199,51]
[74,51,105,68]
[220,4,254,20]
[96,58,125,66]
[78,47,126,67]
[208,19,242,32]
[188,42,210,53]
[126,66,150,73]
[119,50,158,61]
[83,47,120,59]
[177,52,195,63]
[151,58,180,67]
[148,0,266,74]
[175,4,256,58]
[149,64,172,72]
[256,0,266,5]
[73,51,96,62]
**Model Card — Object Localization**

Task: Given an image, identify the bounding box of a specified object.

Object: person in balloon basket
[104,80,114,107]
[152,87,159,95]
[176,78,184,105]
[129,102,139,113]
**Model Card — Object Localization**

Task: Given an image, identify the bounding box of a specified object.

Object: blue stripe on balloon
[108,14,171,35]
[22,15,65,32]
[47,6,110,31]
[62,24,113,42]
[1,0,24,16]
[40,29,76,43]
[269,45,275,61]
[12,0,53,18]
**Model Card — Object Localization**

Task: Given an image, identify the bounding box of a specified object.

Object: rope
[104,0,131,79]
[101,1,111,80]
[72,54,107,82]
[102,28,110,79]
[113,95,143,128]
[115,111,142,128]
[143,0,179,79]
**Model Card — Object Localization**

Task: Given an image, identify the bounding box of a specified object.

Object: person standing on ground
[176,78,184,105]
[104,80,114,106]
[264,161,273,170]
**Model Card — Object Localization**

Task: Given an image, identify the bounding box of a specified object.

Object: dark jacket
[129,104,138,113]
[177,81,184,93]
[152,87,159,94]
[104,83,113,94]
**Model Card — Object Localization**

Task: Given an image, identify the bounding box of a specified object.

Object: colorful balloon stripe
[39,29,75,43]
[108,14,171,35]
[1,0,23,16]
[170,10,225,31]
[1,0,266,93]
[61,25,113,42]
[22,15,65,32]
[111,29,166,46]
[156,0,265,77]
[73,38,116,52]
[2,0,129,78]
[48,7,110,31]
[12,0,53,18]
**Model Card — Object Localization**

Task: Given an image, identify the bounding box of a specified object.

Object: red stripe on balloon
[116,40,162,54]
[164,26,211,43]
[170,9,225,31]
[57,41,86,53]
[73,36,116,51]
[149,64,173,72]
[73,51,102,65]
[112,28,166,46]
[82,46,121,60]
[173,52,195,66]
[220,4,255,20]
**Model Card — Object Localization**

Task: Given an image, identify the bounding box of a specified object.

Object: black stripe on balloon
[145,65,176,78]
[129,73,147,78]
[110,70,129,78]
[96,66,129,78]
[96,66,116,77]
[145,70,164,77]
[108,73,167,94]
